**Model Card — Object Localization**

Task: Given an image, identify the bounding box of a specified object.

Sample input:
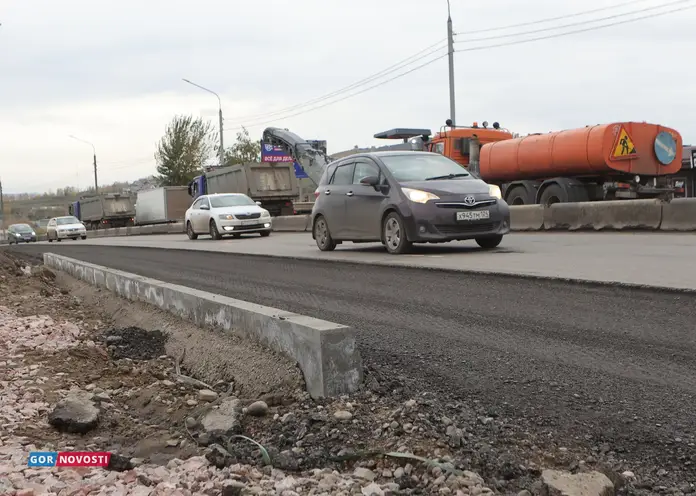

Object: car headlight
[219,214,236,220]
[261,210,270,218]
[402,187,440,204]
[31,232,35,236]
[488,184,502,200]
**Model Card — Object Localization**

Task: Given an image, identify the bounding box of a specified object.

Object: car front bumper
[56,229,86,239]
[10,236,37,243]
[401,199,511,242]
[217,218,272,234]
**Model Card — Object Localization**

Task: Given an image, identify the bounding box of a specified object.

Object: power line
[454,2,696,51]
[454,0,694,41]
[455,0,655,34]
[222,2,692,133]
[226,38,448,124]
[224,53,448,133]
[224,0,688,129]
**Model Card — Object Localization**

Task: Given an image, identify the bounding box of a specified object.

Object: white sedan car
[185,193,272,240]
[46,216,87,242]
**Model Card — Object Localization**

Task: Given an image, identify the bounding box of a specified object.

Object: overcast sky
[1,0,694,193]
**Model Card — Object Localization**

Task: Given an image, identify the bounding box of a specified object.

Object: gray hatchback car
[311,151,511,254]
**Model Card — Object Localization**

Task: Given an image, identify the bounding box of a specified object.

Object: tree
[155,115,217,186]
[223,126,261,166]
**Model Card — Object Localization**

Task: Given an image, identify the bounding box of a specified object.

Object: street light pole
[182,78,225,167]
[447,0,456,126]
[69,135,98,194]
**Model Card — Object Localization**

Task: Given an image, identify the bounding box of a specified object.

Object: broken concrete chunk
[48,395,100,434]
[541,469,615,496]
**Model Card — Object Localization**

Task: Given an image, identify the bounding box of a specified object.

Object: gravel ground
[0,251,507,495]
[11,244,696,496]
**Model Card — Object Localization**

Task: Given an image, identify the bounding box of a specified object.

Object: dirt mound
[102,326,167,361]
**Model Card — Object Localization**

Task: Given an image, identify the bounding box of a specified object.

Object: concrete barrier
[509,205,544,231]
[168,222,185,233]
[660,198,696,231]
[543,199,663,231]
[43,253,363,398]
[272,215,311,232]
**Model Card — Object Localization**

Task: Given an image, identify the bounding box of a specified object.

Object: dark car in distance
[310,151,510,254]
[7,223,38,244]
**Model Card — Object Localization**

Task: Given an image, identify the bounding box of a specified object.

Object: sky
[1,0,694,194]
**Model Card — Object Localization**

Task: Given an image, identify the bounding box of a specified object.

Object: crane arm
[262,127,332,186]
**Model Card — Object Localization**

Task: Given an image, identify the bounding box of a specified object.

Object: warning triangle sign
[611,126,638,160]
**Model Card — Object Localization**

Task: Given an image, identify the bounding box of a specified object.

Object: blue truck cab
[68,201,81,220]
[188,175,207,199]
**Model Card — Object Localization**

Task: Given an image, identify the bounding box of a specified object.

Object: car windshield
[13,224,32,232]
[209,195,256,208]
[379,154,471,182]
[56,217,80,225]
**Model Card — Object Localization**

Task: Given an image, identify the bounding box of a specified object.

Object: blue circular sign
[654,131,677,165]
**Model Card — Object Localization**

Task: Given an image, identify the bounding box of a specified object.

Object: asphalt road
[31,231,696,290]
[10,243,696,484]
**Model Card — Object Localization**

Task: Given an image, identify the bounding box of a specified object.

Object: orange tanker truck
[418,120,682,205]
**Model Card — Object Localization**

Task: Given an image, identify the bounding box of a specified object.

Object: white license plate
[241,219,257,226]
[456,210,490,221]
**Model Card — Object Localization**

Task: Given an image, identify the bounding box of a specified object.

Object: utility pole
[69,135,98,194]
[447,0,456,126]
[182,78,225,167]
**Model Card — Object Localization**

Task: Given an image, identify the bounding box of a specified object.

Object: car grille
[235,213,261,220]
[435,222,499,235]
[435,199,497,209]
[237,223,265,231]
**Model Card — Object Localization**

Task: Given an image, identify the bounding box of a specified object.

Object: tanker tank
[479,122,682,183]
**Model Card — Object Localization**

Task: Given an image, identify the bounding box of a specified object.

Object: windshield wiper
[425,173,469,181]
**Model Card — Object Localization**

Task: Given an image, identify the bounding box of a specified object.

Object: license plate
[241,219,257,226]
[456,210,490,221]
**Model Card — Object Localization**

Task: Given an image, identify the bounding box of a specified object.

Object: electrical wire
[222,0,672,127]
[227,38,448,124]
[221,2,693,132]
[454,0,694,42]
[454,2,696,51]
[454,0,655,34]
[224,52,449,133]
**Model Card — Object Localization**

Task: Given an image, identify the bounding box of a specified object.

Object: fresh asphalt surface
[10,239,696,481]
[27,231,696,290]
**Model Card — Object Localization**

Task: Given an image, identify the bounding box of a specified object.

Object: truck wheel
[186,222,198,240]
[209,220,223,240]
[505,186,532,205]
[383,212,412,255]
[476,235,503,250]
[539,184,568,205]
[81,236,87,240]
[313,216,336,251]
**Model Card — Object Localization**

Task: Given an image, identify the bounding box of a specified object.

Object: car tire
[232,233,241,239]
[57,238,61,242]
[475,235,503,250]
[383,211,412,255]
[81,236,87,240]
[313,215,336,251]
[209,220,223,240]
[259,230,271,237]
[186,221,198,240]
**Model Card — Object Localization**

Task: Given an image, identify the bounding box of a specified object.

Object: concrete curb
[43,253,363,399]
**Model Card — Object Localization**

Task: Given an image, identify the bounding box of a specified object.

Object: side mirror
[200,205,210,210]
[359,175,379,187]
[256,201,262,206]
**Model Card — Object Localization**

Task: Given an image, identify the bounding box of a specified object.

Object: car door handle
[346,191,354,197]
[324,190,331,195]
